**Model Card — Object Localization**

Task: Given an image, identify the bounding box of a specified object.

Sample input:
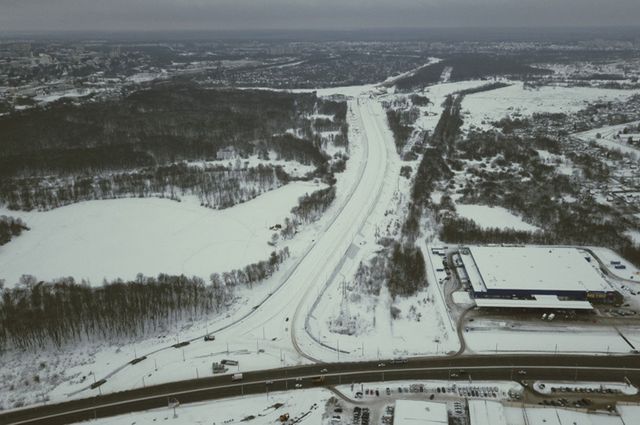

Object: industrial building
[456,246,620,310]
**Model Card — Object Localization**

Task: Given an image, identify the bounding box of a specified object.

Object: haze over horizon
[1,0,640,33]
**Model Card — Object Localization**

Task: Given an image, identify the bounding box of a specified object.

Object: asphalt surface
[3,354,640,425]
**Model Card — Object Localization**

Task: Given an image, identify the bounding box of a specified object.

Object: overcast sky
[1,0,639,32]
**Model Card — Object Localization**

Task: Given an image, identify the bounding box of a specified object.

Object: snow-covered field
[460,82,640,131]
[455,204,539,231]
[0,181,322,286]
[76,388,330,425]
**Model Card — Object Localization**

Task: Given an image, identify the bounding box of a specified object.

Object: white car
[378,363,386,367]
[295,383,302,389]
[320,368,328,373]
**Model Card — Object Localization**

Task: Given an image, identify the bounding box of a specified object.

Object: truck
[221,359,239,366]
[231,373,243,381]
[311,376,325,385]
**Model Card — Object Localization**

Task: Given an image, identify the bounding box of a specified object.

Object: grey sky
[1,0,639,32]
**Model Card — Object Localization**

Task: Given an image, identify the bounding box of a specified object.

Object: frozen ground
[460,82,640,131]
[0,181,322,286]
[75,388,330,425]
[464,321,633,355]
[455,204,539,231]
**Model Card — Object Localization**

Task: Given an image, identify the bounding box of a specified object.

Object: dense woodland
[0,82,346,212]
[0,248,289,350]
[0,216,28,246]
[395,55,550,91]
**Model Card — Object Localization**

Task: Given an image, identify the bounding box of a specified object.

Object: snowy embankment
[76,388,330,425]
[460,82,640,132]
[0,181,322,286]
[455,204,539,232]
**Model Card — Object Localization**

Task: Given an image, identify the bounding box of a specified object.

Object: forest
[0,82,347,212]
[0,248,289,350]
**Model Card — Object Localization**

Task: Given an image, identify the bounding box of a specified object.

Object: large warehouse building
[456,246,620,310]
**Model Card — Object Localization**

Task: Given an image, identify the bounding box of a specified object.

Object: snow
[76,388,330,425]
[460,82,640,131]
[455,204,539,231]
[0,181,322,286]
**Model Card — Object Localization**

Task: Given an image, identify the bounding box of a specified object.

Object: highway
[3,354,640,425]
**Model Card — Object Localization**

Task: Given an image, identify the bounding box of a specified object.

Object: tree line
[0,163,293,212]
[280,186,337,239]
[0,248,289,350]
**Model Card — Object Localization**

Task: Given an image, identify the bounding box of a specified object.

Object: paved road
[293,96,393,360]
[3,354,640,425]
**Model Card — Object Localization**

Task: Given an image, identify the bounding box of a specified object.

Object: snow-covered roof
[617,403,640,424]
[464,246,611,294]
[468,400,507,425]
[474,295,593,310]
[393,400,448,425]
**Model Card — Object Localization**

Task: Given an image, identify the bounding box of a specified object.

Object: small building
[393,400,448,425]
